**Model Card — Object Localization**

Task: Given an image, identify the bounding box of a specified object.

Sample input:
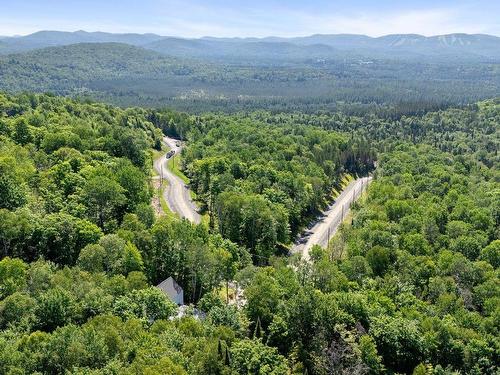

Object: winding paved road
[292,176,372,260]
[153,136,201,224]
[153,137,370,245]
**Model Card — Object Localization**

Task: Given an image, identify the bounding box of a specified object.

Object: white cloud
[0,2,497,38]
[293,8,489,37]
[148,4,499,37]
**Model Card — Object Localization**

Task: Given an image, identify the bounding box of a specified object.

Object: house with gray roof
[157,276,184,305]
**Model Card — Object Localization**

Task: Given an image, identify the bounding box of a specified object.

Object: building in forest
[157,277,184,305]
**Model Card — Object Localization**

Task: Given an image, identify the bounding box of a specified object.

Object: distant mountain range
[0,30,164,52]
[0,31,499,111]
[0,30,499,61]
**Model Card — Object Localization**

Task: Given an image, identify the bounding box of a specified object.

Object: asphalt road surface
[291,176,372,261]
[153,136,201,224]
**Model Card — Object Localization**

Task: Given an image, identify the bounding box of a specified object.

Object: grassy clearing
[218,285,236,303]
[167,153,200,203]
[157,182,179,221]
[150,147,167,177]
[167,153,190,185]
[152,146,166,158]
[201,212,210,227]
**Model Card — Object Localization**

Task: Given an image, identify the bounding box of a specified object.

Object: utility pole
[158,183,161,211]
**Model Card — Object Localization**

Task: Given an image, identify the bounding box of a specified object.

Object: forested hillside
[2,31,500,61]
[0,93,498,374]
[241,142,498,374]
[151,110,374,260]
[0,43,196,93]
[1,41,499,113]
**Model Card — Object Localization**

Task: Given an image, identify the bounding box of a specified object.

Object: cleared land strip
[292,176,372,260]
[152,136,201,224]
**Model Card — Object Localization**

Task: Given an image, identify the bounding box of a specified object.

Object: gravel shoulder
[292,176,372,260]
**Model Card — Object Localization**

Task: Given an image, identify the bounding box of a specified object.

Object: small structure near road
[157,277,184,305]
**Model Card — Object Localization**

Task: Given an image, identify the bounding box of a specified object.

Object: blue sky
[0,0,498,37]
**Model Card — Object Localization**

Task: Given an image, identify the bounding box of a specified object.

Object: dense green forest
[1,42,499,114]
[0,92,499,374]
[152,110,374,259]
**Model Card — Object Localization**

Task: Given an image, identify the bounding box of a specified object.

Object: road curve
[292,176,372,261]
[153,136,201,224]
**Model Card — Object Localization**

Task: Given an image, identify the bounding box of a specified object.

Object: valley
[0,32,499,113]
[0,21,498,375]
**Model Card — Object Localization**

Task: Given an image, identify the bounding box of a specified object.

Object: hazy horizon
[0,0,499,38]
[2,29,499,39]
